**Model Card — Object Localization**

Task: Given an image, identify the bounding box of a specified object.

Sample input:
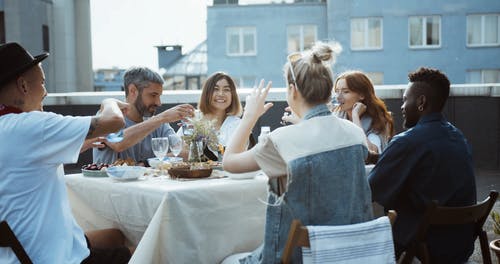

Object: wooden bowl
[168,167,213,179]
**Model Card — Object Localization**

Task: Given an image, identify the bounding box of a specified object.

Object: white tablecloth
[65,172,268,264]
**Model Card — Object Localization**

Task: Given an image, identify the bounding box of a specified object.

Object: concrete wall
[43,85,500,171]
[1,0,93,93]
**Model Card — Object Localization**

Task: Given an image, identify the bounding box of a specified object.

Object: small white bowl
[106,166,146,181]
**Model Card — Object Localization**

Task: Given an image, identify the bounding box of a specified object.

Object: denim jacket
[243,104,374,264]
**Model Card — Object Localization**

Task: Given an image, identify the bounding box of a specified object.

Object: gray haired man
[93,67,194,164]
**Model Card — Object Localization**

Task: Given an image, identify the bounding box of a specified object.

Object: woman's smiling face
[335,78,364,112]
[210,78,232,112]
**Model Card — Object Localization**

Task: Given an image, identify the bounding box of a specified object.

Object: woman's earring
[418,105,424,112]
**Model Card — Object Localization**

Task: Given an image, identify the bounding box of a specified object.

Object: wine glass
[151,137,169,168]
[168,134,183,162]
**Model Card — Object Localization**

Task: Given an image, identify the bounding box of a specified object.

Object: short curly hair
[408,67,450,111]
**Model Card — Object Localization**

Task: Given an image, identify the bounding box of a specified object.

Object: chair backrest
[399,191,499,264]
[0,221,33,264]
[281,210,397,264]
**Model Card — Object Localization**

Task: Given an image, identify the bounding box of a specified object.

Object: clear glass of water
[168,134,183,162]
[151,137,169,164]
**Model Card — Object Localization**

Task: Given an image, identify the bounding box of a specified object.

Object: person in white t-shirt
[0,42,132,264]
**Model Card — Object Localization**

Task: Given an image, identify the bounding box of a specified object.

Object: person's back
[0,42,130,264]
[369,67,476,263]
[0,111,92,263]
[223,41,375,264]
[254,109,373,263]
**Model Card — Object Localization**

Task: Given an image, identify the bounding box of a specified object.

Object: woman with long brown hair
[333,71,394,153]
[197,71,242,147]
[178,72,243,160]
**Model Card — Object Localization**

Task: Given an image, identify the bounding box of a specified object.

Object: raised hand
[352,102,367,117]
[281,106,301,125]
[243,79,273,123]
[114,100,130,115]
[157,104,195,123]
[80,137,106,153]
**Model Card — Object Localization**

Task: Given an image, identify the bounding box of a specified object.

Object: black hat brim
[0,52,49,86]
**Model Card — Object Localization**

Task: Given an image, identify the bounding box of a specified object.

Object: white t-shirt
[217,115,241,146]
[0,111,91,264]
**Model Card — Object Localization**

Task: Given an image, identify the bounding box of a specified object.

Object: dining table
[65,165,375,263]
[65,170,268,264]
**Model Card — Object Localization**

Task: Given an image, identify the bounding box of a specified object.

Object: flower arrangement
[181,111,219,162]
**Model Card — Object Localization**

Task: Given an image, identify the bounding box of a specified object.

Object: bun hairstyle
[285,41,342,105]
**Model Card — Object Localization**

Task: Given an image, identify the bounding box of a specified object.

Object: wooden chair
[398,191,499,264]
[281,210,397,264]
[0,220,33,264]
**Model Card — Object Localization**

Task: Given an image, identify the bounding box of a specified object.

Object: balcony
[44,83,500,171]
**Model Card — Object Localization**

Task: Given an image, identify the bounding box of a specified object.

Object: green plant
[491,211,500,235]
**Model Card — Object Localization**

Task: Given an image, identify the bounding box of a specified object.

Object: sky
[90,0,207,70]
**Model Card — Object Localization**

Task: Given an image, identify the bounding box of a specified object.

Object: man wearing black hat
[0,42,132,263]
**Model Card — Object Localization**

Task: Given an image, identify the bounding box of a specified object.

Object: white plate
[225,171,258,180]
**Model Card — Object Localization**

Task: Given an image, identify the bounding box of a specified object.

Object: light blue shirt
[0,111,91,264]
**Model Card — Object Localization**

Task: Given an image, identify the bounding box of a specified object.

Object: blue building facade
[207,0,500,87]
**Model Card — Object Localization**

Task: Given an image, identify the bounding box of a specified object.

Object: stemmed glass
[151,137,169,177]
[168,134,183,162]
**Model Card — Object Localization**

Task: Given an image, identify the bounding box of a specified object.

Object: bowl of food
[106,166,146,181]
[81,163,110,177]
[168,163,212,179]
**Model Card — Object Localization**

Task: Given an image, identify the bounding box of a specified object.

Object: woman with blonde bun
[222,42,373,264]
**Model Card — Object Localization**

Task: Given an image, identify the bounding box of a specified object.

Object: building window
[467,14,500,47]
[226,27,256,56]
[234,75,257,88]
[42,25,50,52]
[409,16,441,48]
[186,76,200,90]
[351,17,382,50]
[466,69,500,83]
[365,72,384,85]
[0,11,5,44]
[287,25,317,53]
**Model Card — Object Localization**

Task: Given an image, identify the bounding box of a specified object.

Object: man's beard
[134,93,156,118]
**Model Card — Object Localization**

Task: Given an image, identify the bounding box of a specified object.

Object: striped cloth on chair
[302,216,395,264]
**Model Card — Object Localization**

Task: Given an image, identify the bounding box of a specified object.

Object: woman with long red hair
[333,71,394,153]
